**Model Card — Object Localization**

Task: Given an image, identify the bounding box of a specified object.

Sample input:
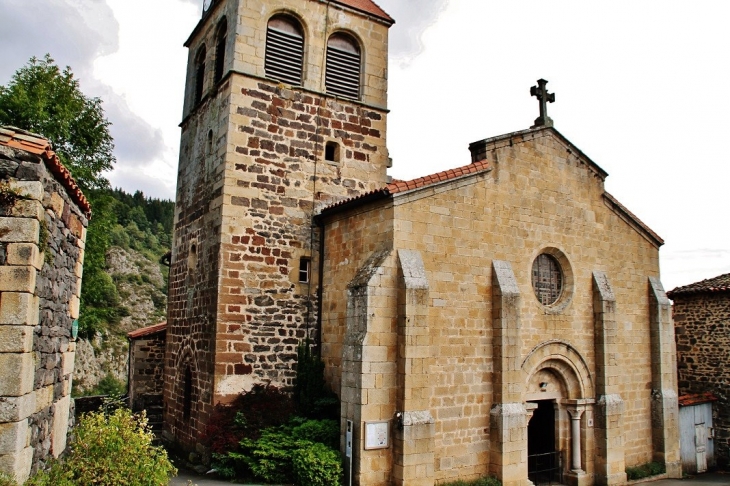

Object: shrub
[291,418,339,449]
[90,373,126,396]
[233,429,299,483]
[204,384,295,480]
[28,408,175,486]
[23,461,74,486]
[291,441,341,486]
[221,419,341,485]
[203,383,294,454]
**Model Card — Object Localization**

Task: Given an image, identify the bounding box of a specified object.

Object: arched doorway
[522,341,595,484]
[526,367,565,484]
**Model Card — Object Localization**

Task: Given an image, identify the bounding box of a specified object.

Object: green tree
[0,54,114,190]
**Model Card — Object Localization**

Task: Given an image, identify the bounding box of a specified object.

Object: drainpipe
[315,216,325,354]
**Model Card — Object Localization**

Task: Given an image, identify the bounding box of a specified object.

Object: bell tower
[163,0,393,450]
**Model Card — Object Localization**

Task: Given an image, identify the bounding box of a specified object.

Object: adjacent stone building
[128,321,167,431]
[0,126,89,482]
[164,1,681,485]
[668,273,730,469]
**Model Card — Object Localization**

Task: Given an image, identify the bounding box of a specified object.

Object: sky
[0,0,728,292]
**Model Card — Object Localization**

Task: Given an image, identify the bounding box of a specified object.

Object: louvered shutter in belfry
[265,26,304,86]
[326,43,361,100]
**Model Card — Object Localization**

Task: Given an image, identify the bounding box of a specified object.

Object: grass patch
[441,477,502,486]
[626,461,665,480]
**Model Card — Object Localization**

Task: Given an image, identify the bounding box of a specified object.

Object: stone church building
[163,0,682,485]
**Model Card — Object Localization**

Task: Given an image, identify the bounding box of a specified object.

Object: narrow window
[326,33,361,99]
[265,15,304,86]
[188,241,198,271]
[214,18,227,84]
[194,45,207,105]
[299,257,311,283]
[207,130,213,154]
[325,141,339,162]
[183,366,193,419]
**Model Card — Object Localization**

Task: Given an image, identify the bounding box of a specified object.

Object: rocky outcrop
[73,247,167,394]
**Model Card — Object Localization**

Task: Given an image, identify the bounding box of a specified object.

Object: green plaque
[71,319,79,339]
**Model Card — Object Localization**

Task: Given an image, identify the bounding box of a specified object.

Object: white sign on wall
[364,421,390,450]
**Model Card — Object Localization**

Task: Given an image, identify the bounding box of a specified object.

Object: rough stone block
[9,199,43,220]
[68,214,83,239]
[5,244,39,268]
[7,181,42,201]
[0,420,28,455]
[34,386,53,412]
[61,351,75,376]
[0,354,34,397]
[69,294,80,319]
[0,394,35,423]
[49,192,64,217]
[0,326,33,353]
[0,446,33,483]
[0,218,39,243]
[51,396,70,457]
[0,267,36,293]
[0,292,39,325]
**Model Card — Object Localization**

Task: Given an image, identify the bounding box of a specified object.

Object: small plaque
[364,421,389,450]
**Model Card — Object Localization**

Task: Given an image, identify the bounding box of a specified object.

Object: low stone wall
[674,292,730,468]
[0,127,89,482]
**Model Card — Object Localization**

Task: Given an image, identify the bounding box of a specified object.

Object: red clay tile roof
[667,273,730,298]
[386,159,491,193]
[602,192,664,248]
[333,0,393,23]
[321,159,492,214]
[0,126,91,219]
[127,322,167,339]
[678,392,718,407]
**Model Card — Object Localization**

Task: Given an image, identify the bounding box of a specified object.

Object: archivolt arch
[521,340,594,399]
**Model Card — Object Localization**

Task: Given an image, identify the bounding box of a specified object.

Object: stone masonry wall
[165,0,391,452]
[0,140,87,482]
[674,292,730,467]
[129,331,166,431]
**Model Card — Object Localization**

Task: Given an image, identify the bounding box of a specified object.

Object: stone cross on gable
[530,78,555,128]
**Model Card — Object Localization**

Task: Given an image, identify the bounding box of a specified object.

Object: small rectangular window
[325,141,339,162]
[299,257,311,283]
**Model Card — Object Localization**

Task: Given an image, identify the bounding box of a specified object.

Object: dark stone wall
[674,292,730,467]
[129,331,166,431]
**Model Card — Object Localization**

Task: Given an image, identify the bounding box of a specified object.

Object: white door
[695,423,707,473]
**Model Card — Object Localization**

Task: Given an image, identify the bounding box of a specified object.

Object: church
[163,0,682,485]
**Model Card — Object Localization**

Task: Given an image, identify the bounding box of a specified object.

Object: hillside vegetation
[73,188,174,395]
